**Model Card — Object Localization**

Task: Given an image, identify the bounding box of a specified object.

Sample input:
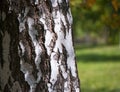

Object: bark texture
[0,0,80,92]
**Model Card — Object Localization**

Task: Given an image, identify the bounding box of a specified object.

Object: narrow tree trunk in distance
[0,0,80,92]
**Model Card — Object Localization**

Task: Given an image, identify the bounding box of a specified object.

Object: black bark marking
[61,44,68,71]
[53,73,64,92]
[0,0,9,67]
[58,0,69,15]
[61,19,66,38]
[0,31,4,67]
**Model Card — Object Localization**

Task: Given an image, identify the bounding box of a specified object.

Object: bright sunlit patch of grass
[75,45,120,92]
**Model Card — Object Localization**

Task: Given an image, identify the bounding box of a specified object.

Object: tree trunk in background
[0,0,80,92]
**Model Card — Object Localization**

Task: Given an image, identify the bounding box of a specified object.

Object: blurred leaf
[112,0,119,12]
[70,0,82,6]
[85,0,96,8]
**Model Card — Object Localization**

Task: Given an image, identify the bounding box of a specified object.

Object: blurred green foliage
[70,0,120,44]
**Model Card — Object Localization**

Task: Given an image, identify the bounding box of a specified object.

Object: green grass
[75,45,120,92]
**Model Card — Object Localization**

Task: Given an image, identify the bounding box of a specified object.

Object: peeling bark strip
[0,0,80,92]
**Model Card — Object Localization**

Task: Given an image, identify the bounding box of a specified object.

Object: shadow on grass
[81,88,120,92]
[75,44,105,50]
[76,54,120,62]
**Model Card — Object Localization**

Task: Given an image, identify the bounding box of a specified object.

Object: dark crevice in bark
[74,57,81,90]
[70,70,75,91]
[58,68,66,91]
[61,20,66,38]
[1,4,30,91]
[61,44,68,71]
[58,0,69,15]
[45,0,53,13]
[58,1,69,33]
[42,1,55,33]
[8,15,28,92]
[19,26,35,65]
[0,31,4,68]
[4,84,10,92]
[38,47,50,92]
[0,0,9,68]
[36,22,50,83]
[35,78,48,92]
[54,72,64,92]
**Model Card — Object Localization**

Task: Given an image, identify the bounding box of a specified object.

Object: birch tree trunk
[0,0,80,92]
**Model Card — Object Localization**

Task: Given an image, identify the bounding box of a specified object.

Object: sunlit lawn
[75,45,120,92]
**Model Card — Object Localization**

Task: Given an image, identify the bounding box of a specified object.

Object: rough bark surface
[0,0,80,92]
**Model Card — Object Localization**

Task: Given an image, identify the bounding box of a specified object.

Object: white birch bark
[0,0,80,92]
